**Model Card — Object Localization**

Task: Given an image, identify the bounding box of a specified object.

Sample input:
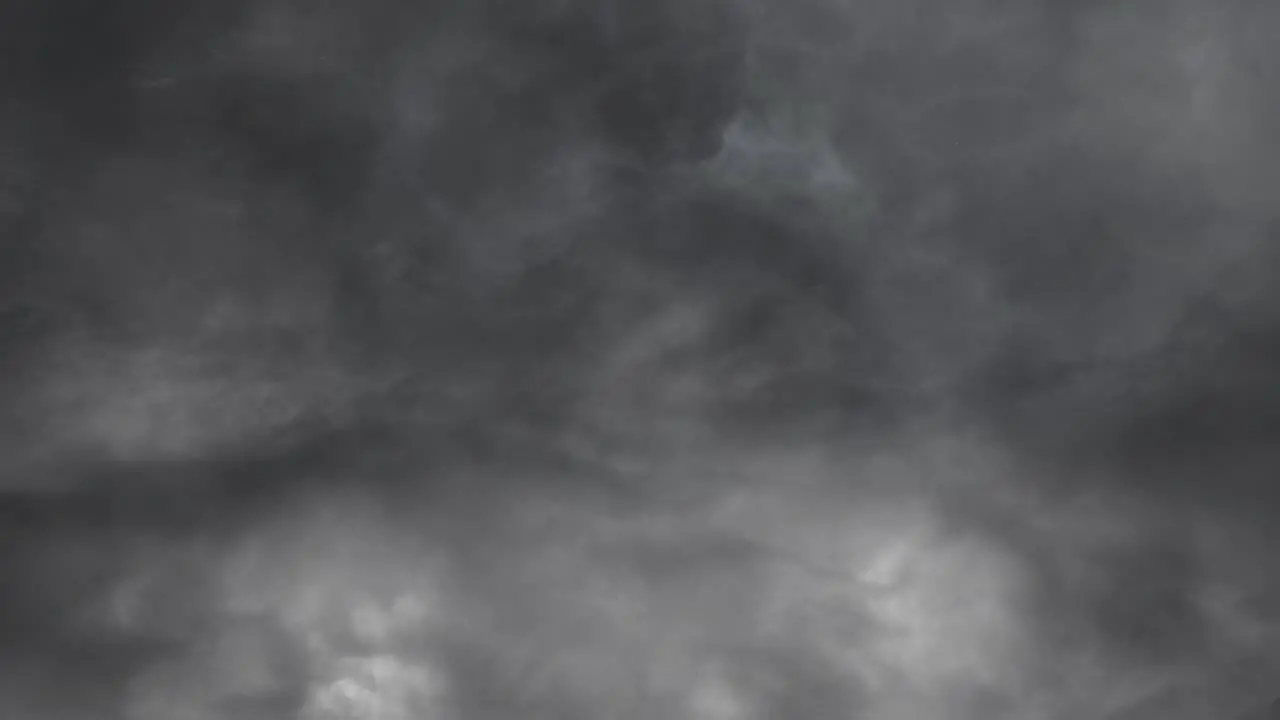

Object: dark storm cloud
[2,0,1280,718]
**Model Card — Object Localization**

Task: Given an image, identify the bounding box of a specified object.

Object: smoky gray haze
[1,0,1279,718]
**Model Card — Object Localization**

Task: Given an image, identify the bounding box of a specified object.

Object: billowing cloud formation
[2,0,1280,718]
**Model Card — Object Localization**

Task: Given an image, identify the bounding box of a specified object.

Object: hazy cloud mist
[2,0,1279,718]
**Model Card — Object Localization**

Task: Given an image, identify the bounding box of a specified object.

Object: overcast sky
[1,1,1279,718]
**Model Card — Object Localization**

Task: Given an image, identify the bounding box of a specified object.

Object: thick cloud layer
[2,0,1279,718]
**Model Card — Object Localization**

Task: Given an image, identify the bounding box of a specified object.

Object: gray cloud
[2,0,1279,718]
